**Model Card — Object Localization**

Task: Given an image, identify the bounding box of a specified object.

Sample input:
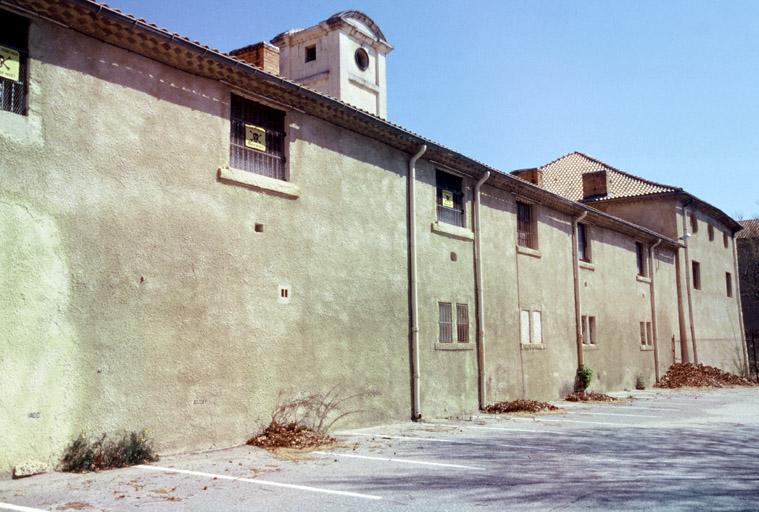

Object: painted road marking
[0,503,50,512]
[313,451,486,470]
[505,417,643,427]
[137,465,382,501]
[570,411,659,418]
[340,431,535,448]
[461,425,576,435]
[560,404,680,412]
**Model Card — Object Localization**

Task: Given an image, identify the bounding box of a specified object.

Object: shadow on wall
[0,200,85,473]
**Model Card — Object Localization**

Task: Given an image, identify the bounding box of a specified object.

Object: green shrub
[577,366,593,391]
[60,430,158,472]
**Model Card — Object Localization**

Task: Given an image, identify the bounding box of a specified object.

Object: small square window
[726,272,733,297]
[577,223,591,262]
[517,202,538,249]
[708,223,714,241]
[438,302,453,343]
[305,44,316,63]
[436,170,465,227]
[635,242,648,277]
[692,260,701,290]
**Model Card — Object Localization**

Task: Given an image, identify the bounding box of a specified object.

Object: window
[639,321,646,345]
[456,304,469,343]
[635,242,648,277]
[692,260,701,290]
[354,48,370,71]
[436,170,465,227]
[577,223,591,262]
[230,95,286,180]
[708,223,714,241]
[520,309,543,345]
[640,321,653,346]
[723,232,729,248]
[438,302,453,342]
[726,272,733,297]
[305,44,316,62]
[690,213,698,234]
[0,9,29,116]
[517,201,538,249]
[582,315,597,345]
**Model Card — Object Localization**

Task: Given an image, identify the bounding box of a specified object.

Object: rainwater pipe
[681,202,698,363]
[473,171,491,410]
[649,239,662,381]
[408,144,427,421]
[571,210,588,379]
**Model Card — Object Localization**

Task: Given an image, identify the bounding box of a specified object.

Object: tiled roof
[536,152,679,202]
[738,219,759,239]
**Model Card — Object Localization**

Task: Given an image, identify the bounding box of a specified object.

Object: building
[0,0,746,474]
[737,219,759,374]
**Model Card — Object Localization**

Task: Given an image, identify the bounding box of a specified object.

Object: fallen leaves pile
[564,391,618,402]
[655,363,754,388]
[484,399,560,414]
[246,422,335,450]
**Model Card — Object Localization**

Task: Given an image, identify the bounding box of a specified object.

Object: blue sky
[109,0,759,219]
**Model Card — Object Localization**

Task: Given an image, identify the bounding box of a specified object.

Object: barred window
[456,303,469,343]
[577,223,591,262]
[636,242,648,277]
[230,95,286,180]
[0,9,29,116]
[436,170,464,227]
[517,201,537,249]
[438,302,453,343]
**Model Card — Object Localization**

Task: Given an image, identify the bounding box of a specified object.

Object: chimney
[582,171,608,199]
[229,42,280,75]
[511,168,543,187]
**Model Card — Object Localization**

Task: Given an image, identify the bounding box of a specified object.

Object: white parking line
[561,404,680,412]
[505,417,642,427]
[340,432,479,444]
[462,425,575,435]
[137,465,382,501]
[0,503,49,512]
[570,411,659,418]
[313,451,486,470]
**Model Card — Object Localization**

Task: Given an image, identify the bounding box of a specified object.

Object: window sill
[521,343,546,351]
[218,166,300,199]
[640,345,654,351]
[431,221,474,241]
[579,261,595,271]
[582,344,598,350]
[636,275,652,284]
[435,342,474,351]
[516,245,541,258]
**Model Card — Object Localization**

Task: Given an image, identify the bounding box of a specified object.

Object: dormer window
[305,44,316,63]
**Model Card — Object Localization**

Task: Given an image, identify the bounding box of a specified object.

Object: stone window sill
[435,342,474,351]
[636,274,652,284]
[640,345,654,351]
[431,221,474,241]
[218,166,300,199]
[521,343,546,351]
[579,261,595,271]
[516,245,542,258]
[582,344,599,350]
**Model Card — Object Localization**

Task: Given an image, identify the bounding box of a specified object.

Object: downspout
[571,211,588,383]
[682,203,699,363]
[473,171,490,410]
[731,235,749,376]
[408,144,427,421]
[649,239,662,381]
[674,247,689,362]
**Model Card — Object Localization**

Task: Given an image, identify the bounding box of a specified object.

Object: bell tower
[270,11,392,118]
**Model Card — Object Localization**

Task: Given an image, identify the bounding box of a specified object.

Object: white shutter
[520,310,531,344]
[531,311,542,344]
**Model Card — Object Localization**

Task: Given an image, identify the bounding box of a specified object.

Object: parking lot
[2,387,759,511]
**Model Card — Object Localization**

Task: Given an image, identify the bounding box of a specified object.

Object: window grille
[438,302,453,343]
[577,223,591,262]
[0,10,29,116]
[517,202,537,249]
[436,170,464,227]
[456,304,469,343]
[230,95,286,180]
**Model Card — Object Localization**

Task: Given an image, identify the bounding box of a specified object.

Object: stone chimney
[511,168,543,187]
[582,171,608,199]
[229,42,280,75]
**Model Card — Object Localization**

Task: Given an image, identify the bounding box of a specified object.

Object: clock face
[354,48,369,71]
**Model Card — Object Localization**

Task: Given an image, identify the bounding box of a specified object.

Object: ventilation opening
[254,223,264,233]
[305,45,316,62]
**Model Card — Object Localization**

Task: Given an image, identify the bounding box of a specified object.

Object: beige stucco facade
[0,5,744,475]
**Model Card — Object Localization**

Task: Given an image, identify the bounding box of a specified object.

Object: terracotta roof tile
[536,151,678,202]
[738,219,759,239]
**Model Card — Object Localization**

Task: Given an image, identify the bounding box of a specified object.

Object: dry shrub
[656,363,755,388]
[247,386,362,450]
[565,391,618,402]
[484,399,560,414]
[60,431,158,472]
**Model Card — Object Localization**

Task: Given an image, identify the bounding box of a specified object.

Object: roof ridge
[571,151,680,192]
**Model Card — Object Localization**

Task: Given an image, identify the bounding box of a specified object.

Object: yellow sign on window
[0,46,20,82]
[244,124,266,152]
[441,190,454,208]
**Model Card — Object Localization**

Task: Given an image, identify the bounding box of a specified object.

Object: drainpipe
[731,235,750,376]
[571,211,588,381]
[649,239,662,381]
[674,247,689,363]
[681,203,698,363]
[473,171,490,411]
[408,144,427,421]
